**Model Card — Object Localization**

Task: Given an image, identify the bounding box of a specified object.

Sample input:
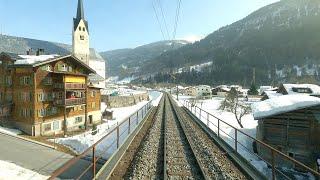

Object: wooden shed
[252,94,320,170]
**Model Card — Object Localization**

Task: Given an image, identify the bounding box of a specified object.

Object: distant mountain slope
[137,0,320,85]
[0,34,105,62]
[0,34,71,55]
[100,40,189,77]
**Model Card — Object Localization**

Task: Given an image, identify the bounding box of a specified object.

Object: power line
[152,1,166,40]
[156,0,170,39]
[172,0,182,40]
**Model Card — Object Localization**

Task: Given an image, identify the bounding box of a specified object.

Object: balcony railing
[65,98,86,106]
[54,98,86,106]
[65,83,86,89]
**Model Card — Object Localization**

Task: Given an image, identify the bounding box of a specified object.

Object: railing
[183,100,320,180]
[65,83,86,89]
[65,98,86,106]
[54,99,64,106]
[49,101,152,179]
[53,83,64,89]
[54,98,86,106]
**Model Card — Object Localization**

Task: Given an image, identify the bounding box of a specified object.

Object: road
[0,133,73,176]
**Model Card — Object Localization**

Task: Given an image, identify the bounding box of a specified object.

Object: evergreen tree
[248,83,259,95]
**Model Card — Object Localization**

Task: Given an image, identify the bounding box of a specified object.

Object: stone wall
[102,93,149,108]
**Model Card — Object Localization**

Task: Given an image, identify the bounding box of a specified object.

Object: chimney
[26,48,33,55]
[36,48,45,56]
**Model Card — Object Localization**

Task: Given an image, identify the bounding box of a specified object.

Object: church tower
[72,0,90,64]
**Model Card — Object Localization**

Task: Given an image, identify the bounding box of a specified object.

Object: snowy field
[0,160,48,180]
[55,91,162,159]
[177,95,314,179]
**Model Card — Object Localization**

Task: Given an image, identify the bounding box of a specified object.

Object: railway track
[106,93,247,179]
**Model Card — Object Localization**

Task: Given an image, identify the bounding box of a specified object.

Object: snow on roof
[14,54,60,65]
[197,85,211,88]
[263,91,282,99]
[283,84,320,95]
[252,94,320,119]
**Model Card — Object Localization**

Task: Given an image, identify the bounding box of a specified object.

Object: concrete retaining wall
[102,93,149,108]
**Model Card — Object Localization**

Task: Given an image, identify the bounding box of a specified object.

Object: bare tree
[219,88,251,128]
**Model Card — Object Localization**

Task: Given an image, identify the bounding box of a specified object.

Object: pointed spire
[77,0,84,19]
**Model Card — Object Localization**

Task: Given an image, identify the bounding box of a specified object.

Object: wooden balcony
[65,83,86,90]
[55,98,86,106]
[66,98,86,106]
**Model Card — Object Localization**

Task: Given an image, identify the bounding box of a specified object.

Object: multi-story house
[0,51,102,136]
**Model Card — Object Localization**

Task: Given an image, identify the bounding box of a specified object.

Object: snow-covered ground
[0,160,48,180]
[0,126,22,136]
[178,95,315,179]
[56,100,150,155]
[183,97,270,174]
[55,91,162,159]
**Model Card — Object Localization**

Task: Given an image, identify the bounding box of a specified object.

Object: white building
[72,0,106,88]
[195,85,212,99]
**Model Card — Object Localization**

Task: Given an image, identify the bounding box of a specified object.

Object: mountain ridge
[100,40,190,78]
[135,0,320,85]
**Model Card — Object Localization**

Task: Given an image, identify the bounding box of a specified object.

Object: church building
[72,0,106,88]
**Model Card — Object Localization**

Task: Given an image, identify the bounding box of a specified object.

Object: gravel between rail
[109,93,247,179]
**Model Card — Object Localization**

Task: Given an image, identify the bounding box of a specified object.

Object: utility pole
[169,73,178,101]
[252,67,256,85]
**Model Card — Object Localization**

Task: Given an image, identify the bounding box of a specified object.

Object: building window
[38,109,45,117]
[6,76,12,86]
[43,77,53,85]
[58,64,68,72]
[79,26,81,31]
[38,93,44,102]
[6,94,12,102]
[75,116,83,124]
[57,92,63,99]
[68,66,73,72]
[44,123,52,132]
[51,107,58,115]
[83,27,85,31]
[20,108,32,117]
[19,92,32,101]
[41,65,52,71]
[80,35,84,40]
[52,121,60,130]
[20,76,32,85]
[91,102,96,109]
[292,87,312,93]
[91,91,96,97]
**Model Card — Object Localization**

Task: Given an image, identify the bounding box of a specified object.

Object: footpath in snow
[0,160,48,180]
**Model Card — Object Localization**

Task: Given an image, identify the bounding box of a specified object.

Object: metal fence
[49,101,152,180]
[184,100,320,180]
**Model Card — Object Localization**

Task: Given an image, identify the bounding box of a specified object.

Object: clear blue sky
[0,0,279,51]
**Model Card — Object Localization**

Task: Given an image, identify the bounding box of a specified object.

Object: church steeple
[76,0,84,20]
[72,0,90,64]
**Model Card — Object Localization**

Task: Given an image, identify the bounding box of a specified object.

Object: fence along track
[105,93,247,180]
[109,96,165,179]
[164,94,206,179]
[168,94,247,179]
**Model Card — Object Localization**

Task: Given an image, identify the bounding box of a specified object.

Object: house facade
[195,85,212,99]
[252,95,320,170]
[184,87,197,96]
[0,52,102,136]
